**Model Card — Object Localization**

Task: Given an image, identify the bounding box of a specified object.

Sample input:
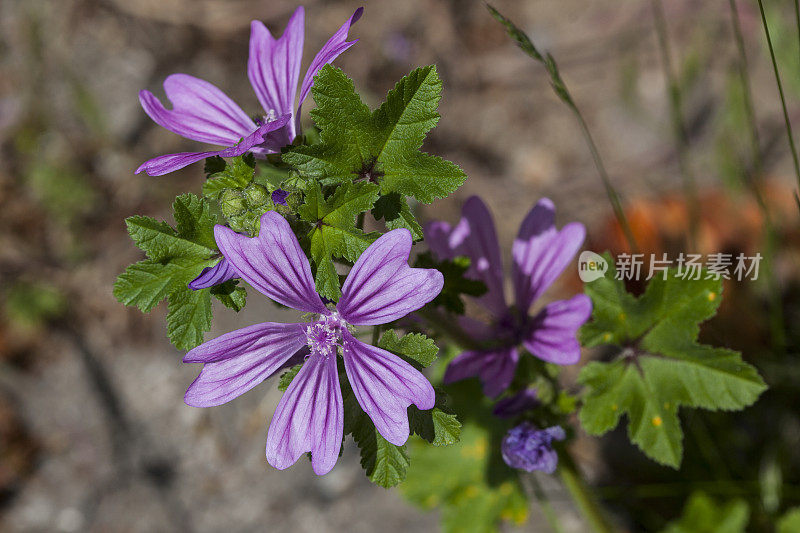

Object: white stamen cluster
[305,321,340,359]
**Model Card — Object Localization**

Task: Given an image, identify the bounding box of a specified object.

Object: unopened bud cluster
[219,183,278,235]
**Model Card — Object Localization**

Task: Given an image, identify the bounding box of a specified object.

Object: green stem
[795,0,800,66]
[485,3,638,253]
[728,0,786,353]
[728,0,763,177]
[757,0,800,195]
[571,109,639,253]
[529,475,567,533]
[559,455,615,533]
[650,0,699,250]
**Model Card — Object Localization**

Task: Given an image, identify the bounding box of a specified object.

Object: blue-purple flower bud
[501,423,565,474]
[272,189,291,207]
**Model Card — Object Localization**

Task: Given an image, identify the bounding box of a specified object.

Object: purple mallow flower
[136,6,363,176]
[501,423,565,474]
[183,211,442,475]
[189,188,293,290]
[424,196,591,398]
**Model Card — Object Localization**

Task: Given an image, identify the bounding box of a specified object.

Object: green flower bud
[246,211,262,235]
[282,170,306,191]
[244,183,271,208]
[219,188,247,217]
[227,214,248,233]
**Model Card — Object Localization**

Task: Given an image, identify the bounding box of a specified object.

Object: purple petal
[456,314,495,343]
[215,211,327,314]
[493,388,539,418]
[443,347,518,398]
[337,229,443,326]
[136,114,291,176]
[522,294,592,365]
[423,221,456,260]
[139,74,255,146]
[459,197,508,316]
[266,352,343,475]
[296,7,363,127]
[512,198,585,312]
[188,257,238,290]
[248,6,305,142]
[341,331,434,446]
[183,322,306,407]
[423,218,472,262]
[136,151,221,177]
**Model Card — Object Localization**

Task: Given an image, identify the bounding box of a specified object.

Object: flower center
[304,312,347,359]
[494,312,525,346]
[253,109,278,126]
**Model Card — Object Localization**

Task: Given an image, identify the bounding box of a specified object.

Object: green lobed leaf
[115,194,221,350]
[166,282,213,351]
[114,257,214,313]
[202,154,255,197]
[172,193,219,251]
[298,181,380,300]
[125,216,213,262]
[371,192,424,240]
[356,426,411,488]
[578,266,767,468]
[409,403,461,447]
[660,492,749,533]
[210,280,247,312]
[378,329,439,368]
[283,65,465,207]
[343,384,409,488]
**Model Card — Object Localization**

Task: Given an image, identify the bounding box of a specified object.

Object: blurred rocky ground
[1,0,799,531]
